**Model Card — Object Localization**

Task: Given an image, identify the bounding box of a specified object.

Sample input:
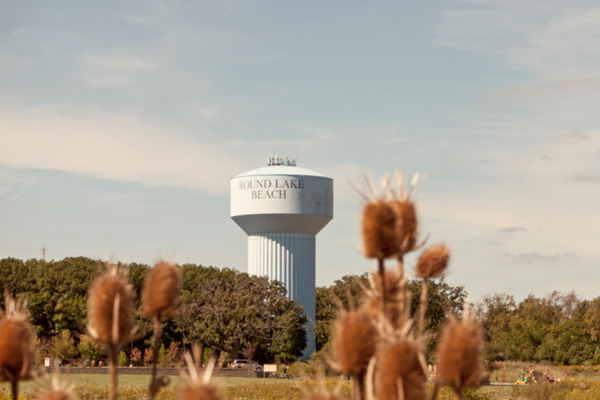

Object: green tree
[271,304,308,363]
[118,351,129,367]
[77,336,107,361]
[478,293,516,361]
[47,330,78,361]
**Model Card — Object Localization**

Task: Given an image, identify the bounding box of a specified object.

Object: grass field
[1,371,599,399]
[0,374,351,400]
[0,374,282,391]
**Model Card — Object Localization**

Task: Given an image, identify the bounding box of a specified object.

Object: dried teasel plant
[374,331,428,400]
[178,353,222,400]
[361,270,406,329]
[326,167,479,400]
[436,304,483,400]
[330,305,378,400]
[358,174,399,310]
[415,245,450,334]
[38,375,76,400]
[87,263,137,400]
[416,245,449,280]
[391,171,422,263]
[0,291,34,400]
[142,261,181,322]
[142,261,182,400]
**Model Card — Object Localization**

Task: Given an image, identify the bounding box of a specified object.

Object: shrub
[47,330,78,361]
[131,347,142,365]
[77,336,107,361]
[118,350,129,367]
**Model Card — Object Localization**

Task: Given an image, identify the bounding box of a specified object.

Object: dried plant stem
[11,380,18,400]
[418,279,428,335]
[150,317,163,400]
[397,257,406,326]
[351,372,366,400]
[108,343,118,400]
[430,383,439,400]
[378,258,386,312]
[397,255,404,278]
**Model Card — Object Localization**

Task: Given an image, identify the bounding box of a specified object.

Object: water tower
[230,156,333,358]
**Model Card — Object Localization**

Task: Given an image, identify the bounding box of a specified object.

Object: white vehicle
[231,359,262,371]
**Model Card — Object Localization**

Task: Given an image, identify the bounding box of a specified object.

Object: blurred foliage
[47,330,78,361]
[477,291,600,365]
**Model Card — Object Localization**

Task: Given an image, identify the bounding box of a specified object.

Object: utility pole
[42,247,45,261]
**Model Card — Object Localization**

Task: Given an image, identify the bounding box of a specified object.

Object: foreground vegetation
[5,377,600,400]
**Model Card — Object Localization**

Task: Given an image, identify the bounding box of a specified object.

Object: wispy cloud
[501,252,580,264]
[569,173,600,183]
[492,79,600,98]
[84,53,156,88]
[497,226,527,234]
[0,106,249,194]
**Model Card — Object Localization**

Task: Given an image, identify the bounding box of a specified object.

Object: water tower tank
[230,156,333,358]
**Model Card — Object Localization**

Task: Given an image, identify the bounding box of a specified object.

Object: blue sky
[2,1,600,301]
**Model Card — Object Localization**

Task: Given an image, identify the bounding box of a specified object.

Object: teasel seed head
[362,200,400,259]
[436,313,484,397]
[142,261,181,322]
[376,337,427,400]
[0,292,34,382]
[330,309,378,378]
[39,376,75,400]
[392,199,419,256]
[416,245,449,279]
[178,354,222,400]
[178,383,221,400]
[87,264,136,345]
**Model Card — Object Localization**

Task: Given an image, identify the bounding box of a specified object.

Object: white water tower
[230,156,333,358]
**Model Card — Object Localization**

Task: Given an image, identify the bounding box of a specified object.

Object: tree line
[478,291,600,365]
[0,257,306,364]
[3,257,595,366]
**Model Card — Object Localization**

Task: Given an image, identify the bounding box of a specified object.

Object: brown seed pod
[376,338,427,400]
[392,199,418,256]
[436,316,483,396]
[87,266,135,345]
[0,295,34,382]
[331,309,378,378]
[178,383,222,400]
[142,261,181,321]
[416,245,449,279]
[362,200,399,259]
